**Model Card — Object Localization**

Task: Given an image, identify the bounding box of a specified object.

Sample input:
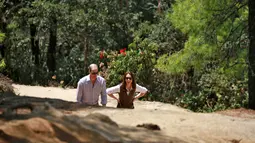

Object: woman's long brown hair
[120,72,136,91]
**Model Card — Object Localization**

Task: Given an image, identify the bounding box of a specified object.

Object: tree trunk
[30,24,39,66]
[0,16,7,58]
[83,35,89,72]
[248,0,255,109]
[47,17,57,74]
[0,44,5,58]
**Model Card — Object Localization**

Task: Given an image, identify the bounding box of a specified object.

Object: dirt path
[13,84,255,143]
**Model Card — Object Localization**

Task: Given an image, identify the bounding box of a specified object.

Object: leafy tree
[106,9,186,101]
[0,32,4,42]
[156,0,249,111]
[157,0,248,75]
[1,0,166,85]
[248,0,255,109]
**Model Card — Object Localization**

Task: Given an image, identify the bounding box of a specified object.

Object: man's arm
[101,80,107,106]
[76,81,83,103]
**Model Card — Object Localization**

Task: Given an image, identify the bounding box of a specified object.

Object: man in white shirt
[76,64,107,106]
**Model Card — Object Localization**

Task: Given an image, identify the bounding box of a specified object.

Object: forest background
[1,0,255,112]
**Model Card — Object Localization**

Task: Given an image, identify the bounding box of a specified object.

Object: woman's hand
[134,92,146,102]
[132,97,137,102]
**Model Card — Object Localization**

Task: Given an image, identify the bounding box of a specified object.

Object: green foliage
[0,31,4,60]
[56,47,84,87]
[0,32,4,42]
[1,0,250,112]
[155,0,248,112]
[178,71,248,112]
[6,35,34,84]
[106,44,156,88]
[106,14,186,102]
[157,0,248,74]
[0,59,6,73]
[3,0,161,85]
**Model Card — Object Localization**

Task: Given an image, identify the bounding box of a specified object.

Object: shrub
[0,59,6,73]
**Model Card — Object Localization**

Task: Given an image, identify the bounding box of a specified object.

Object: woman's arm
[108,94,120,102]
[106,84,121,102]
[134,84,148,100]
[134,92,147,100]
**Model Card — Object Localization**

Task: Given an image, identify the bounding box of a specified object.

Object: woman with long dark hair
[106,72,148,109]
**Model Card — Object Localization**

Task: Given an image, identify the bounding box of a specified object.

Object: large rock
[0,103,186,143]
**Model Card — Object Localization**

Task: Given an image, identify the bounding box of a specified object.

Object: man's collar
[87,75,98,81]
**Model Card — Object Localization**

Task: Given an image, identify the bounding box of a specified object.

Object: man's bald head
[88,64,98,73]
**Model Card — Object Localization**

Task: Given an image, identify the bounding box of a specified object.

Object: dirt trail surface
[13,84,255,143]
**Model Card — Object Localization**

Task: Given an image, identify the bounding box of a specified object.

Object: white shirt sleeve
[101,79,107,105]
[136,84,148,93]
[106,84,121,94]
[76,80,83,103]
